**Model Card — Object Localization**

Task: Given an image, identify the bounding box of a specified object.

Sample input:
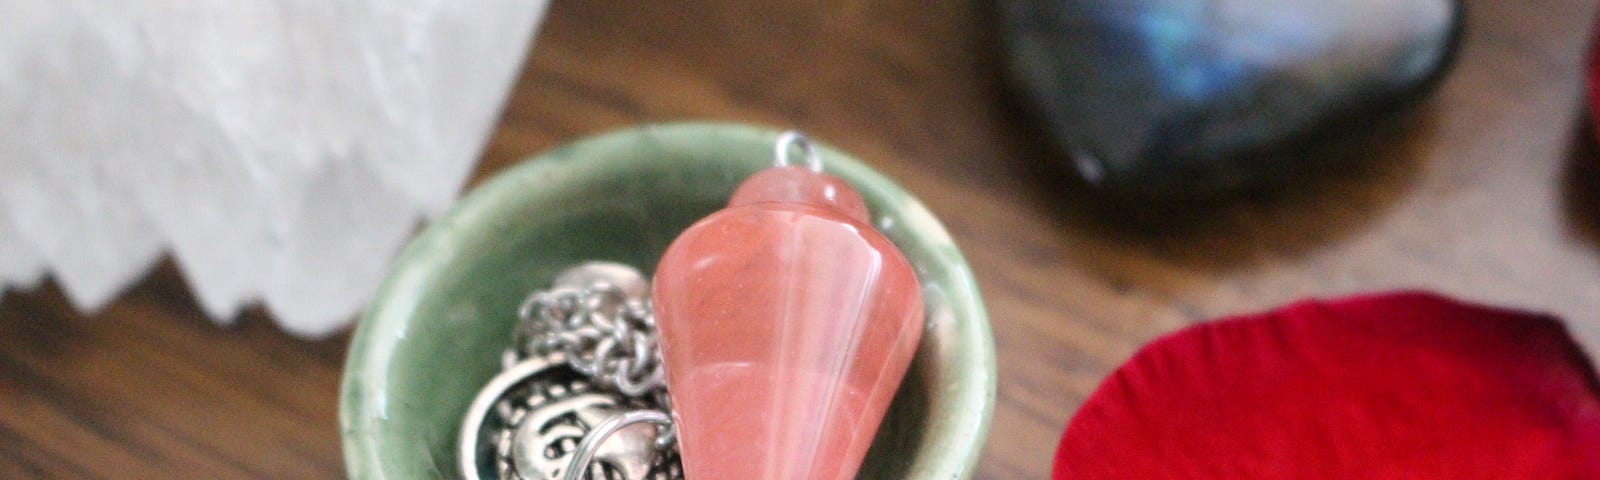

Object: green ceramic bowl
[340,122,995,479]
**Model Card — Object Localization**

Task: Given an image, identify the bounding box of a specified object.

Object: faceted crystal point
[654,165,924,480]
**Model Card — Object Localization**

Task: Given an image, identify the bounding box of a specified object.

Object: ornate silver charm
[509,390,660,479]
[461,263,682,480]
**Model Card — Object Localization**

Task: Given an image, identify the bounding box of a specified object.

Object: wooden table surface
[4,1,1599,478]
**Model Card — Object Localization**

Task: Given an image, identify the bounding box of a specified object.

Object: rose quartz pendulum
[652,132,924,480]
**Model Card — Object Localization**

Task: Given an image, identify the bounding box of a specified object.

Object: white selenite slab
[0,0,551,337]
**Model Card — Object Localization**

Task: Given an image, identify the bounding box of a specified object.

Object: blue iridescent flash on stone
[1002,0,1460,195]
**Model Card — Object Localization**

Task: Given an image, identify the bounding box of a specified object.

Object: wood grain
[4,1,1600,478]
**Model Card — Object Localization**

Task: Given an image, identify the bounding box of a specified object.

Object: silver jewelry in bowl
[460,263,681,480]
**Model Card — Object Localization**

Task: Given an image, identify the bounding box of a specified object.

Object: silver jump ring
[773,131,823,172]
[561,410,675,480]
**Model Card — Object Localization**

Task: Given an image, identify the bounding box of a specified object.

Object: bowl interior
[340,122,994,479]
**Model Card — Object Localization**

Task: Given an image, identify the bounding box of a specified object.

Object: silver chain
[512,280,668,400]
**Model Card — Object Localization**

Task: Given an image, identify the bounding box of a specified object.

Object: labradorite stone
[1001,0,1460,195]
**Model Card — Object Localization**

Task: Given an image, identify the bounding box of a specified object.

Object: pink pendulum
[652,132,925,480]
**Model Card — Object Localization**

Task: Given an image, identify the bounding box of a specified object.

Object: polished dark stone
[1002,0,1460,196]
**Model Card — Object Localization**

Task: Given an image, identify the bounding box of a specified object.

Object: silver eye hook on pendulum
[773,130,823,172]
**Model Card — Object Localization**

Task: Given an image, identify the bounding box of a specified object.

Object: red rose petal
[1053,292,1600,479]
